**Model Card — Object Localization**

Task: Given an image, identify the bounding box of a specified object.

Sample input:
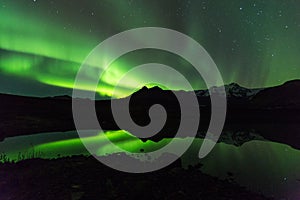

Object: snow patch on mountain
[195,83,262,99]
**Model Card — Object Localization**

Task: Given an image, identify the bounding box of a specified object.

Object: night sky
[0,0,299,98]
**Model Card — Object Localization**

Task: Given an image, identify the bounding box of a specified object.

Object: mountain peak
[140,85,163,91]
[228,82,241,87]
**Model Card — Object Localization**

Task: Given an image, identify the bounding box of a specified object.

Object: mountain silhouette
[0,80,299,148]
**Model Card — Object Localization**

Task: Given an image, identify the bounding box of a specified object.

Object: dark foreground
[0,155,270,200]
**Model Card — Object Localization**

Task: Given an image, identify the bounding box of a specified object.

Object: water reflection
[0,130,300,199]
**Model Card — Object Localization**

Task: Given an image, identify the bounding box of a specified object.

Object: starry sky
[0,0,299,98]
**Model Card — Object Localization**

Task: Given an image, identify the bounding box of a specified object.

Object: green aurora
[1,2,299,198]
[0,0,300,97]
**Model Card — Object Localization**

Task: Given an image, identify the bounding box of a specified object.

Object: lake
[0,130,299,199]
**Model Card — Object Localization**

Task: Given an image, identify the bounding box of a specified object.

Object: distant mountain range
[195,80,300,108]
[132,79,300,110]
[195,82,262,99]
[0,80,299,148]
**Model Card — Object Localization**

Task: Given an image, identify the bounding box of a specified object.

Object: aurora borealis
[0,0,300,97]
[1,1,300,198]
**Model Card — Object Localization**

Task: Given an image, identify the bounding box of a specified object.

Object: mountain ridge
[0,80,299,148]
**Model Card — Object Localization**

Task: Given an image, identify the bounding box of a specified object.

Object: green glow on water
[0,130,300,198]
[34,130,169,158]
